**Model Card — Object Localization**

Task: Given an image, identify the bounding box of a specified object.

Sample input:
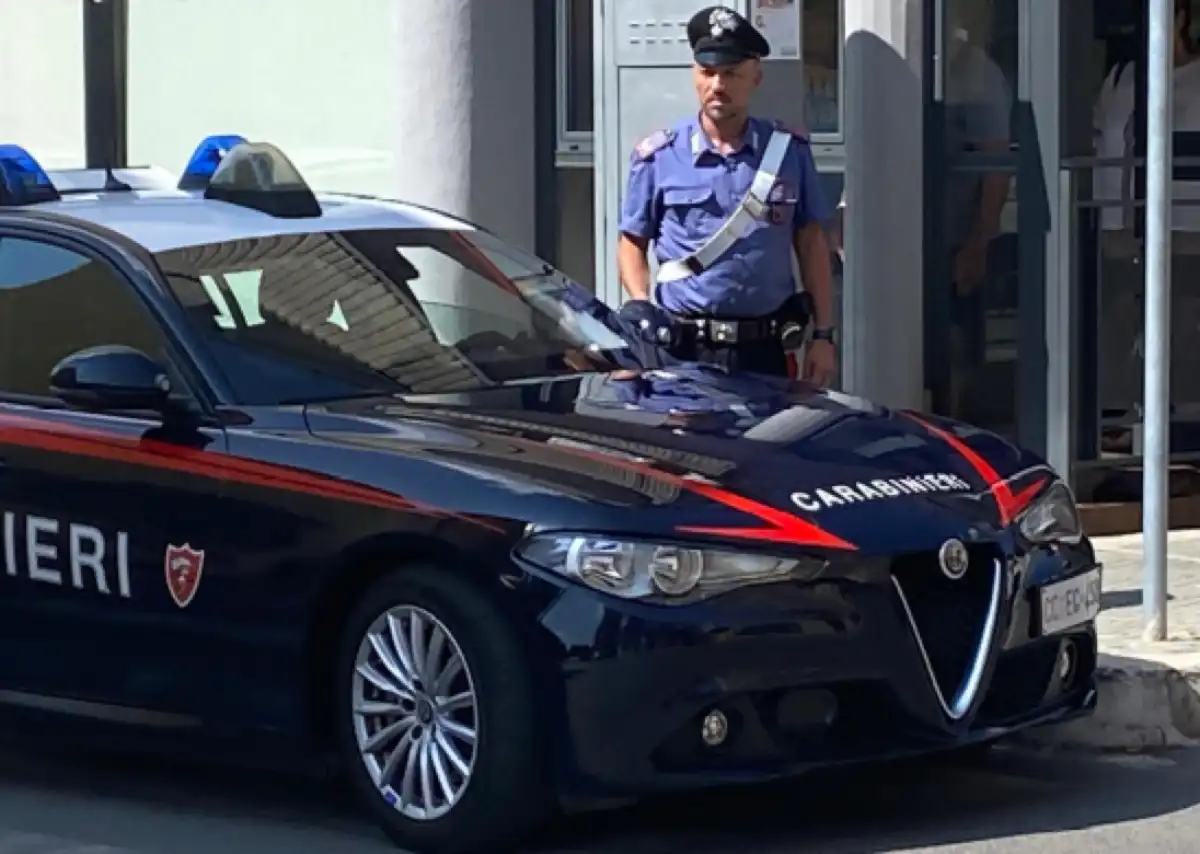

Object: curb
[1020,653,1200,751]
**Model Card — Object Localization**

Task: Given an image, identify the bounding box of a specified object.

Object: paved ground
[1094,530,1200,653]
[1034,531,1200,749]
[1,740,1199,854]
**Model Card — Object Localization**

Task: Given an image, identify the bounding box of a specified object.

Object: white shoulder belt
[656,129,792,284]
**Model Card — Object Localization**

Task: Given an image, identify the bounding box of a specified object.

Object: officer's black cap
[687,6,771,67]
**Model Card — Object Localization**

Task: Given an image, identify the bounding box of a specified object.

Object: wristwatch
[812,326,836,343]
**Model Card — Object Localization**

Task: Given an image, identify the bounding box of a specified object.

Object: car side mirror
[50,345,173,413]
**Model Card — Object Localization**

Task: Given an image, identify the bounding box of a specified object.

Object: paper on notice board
[751,0,800,60]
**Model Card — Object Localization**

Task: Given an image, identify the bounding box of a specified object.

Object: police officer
[616,5,838,386]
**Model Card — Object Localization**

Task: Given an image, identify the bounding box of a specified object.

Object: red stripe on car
[507,435,856,551]
[903,413,1046,526]
[0,412,506,533]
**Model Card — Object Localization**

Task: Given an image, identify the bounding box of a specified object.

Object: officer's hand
[953,237,989,296]
[617,299,676,347]
[803,339,837,388]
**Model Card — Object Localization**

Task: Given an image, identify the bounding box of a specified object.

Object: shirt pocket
[661,185,722,232]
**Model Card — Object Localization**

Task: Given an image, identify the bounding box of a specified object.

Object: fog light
[1058,642,1076,682]
[700,709,729,746]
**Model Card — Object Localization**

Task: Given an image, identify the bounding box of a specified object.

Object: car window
[0,236,172,400]
[154,228,632,405]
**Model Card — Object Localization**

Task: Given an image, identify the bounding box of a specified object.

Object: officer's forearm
[796,224,834,328]
[972,172,1011,243]
[617,234,653,301]
[970,140,1011,243]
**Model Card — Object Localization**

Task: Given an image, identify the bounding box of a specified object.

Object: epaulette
[774,119,809,141]
[633,129,675,161]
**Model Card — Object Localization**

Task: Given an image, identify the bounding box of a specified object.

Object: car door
[0,229,233,719]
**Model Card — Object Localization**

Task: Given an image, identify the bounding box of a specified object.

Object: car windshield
[154,228,633,405]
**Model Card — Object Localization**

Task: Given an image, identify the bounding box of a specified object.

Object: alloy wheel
[351,604,480,821]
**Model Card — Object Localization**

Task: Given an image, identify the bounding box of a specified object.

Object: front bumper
[525,538,1100,796]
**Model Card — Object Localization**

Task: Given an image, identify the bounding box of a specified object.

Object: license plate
[1038,567,1103,635]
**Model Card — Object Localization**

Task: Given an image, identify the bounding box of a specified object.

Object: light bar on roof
[177,134,249,191]
[0,145,61,206]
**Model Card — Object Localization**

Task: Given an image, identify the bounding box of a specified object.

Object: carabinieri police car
[0,138,1100,854]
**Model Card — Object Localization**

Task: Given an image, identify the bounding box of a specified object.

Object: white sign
[752,0,801,61]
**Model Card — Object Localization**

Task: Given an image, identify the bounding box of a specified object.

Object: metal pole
[82,0,129,169]
[1142,0,1174,641]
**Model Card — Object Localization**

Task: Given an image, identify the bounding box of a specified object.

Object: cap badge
[709,7,736,37]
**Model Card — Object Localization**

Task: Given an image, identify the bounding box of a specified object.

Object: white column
[0,0,85,168]
[386,0,538,338]
[841,0,925,410]
[388,0,537,253]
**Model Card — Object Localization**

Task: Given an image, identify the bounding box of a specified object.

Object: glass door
[924,0,1044,449]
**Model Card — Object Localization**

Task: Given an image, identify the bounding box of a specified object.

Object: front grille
[890,545,1001,719]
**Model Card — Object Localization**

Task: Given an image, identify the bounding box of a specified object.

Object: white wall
[0,0,85,168]
[2,0,572,311]
[125,0,538,333]
[126,0,536,252]
[127,0,401,200]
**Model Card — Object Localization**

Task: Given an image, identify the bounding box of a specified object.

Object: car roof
[20,185,475,254]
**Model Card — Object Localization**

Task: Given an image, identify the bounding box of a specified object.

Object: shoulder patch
[774,119,809,141]
[633,129,674,160]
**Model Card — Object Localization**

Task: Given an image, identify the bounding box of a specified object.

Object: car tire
[334,563,553,854]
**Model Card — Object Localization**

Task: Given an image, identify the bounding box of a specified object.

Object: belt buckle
[710,320,738,344]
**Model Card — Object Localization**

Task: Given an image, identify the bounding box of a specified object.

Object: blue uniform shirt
[619,115,833,318]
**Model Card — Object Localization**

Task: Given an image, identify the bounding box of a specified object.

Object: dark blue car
[0,138,1101,854]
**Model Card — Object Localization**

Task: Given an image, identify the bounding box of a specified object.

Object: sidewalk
[1028,530,1200,751]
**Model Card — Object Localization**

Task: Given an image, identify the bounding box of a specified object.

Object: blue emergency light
[0,145,62,206]
[177,134,248,191]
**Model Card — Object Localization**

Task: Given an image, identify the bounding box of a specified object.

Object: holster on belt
[776,292,814,350]
[671,292,814,350]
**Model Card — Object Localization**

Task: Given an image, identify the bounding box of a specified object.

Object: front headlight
[516,534,826,604]
[1018,481,1083,545]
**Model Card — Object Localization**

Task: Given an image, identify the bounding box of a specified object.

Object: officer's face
[694,59,762,123]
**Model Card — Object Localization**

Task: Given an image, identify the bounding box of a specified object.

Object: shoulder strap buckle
[656,129,792,284]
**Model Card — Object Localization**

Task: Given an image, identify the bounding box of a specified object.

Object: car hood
[305,365,1055,554]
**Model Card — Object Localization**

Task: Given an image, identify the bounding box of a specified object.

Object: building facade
[1,0,1190,502]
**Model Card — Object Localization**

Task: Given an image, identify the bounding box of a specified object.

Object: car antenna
[102,164,132,193]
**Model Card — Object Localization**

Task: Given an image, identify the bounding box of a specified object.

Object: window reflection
[931,0,1018,436]
[564,0,593,134]
[803,0,840,135]
[1090,0,1200,459]
[944,0,1015,153]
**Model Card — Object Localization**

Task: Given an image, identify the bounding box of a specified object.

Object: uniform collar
[690,117,759,161]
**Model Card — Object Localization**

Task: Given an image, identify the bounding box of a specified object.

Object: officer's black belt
[672,315,781,346]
